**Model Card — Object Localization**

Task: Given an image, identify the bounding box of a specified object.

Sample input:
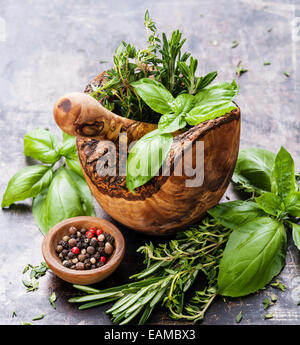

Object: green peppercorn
[90,257,96,264]
[62,235,70,243]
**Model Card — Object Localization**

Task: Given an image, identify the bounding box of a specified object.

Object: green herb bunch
[89,10,239,192]
[1,128,94,234]
[69,218,231,324]
[209,146,300,297]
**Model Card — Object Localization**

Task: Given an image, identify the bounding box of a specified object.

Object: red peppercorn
[96,229,103,236]
[100,256,106,263]
[72,247,79,254]
[86,231,94,239]
[89,227,96,235]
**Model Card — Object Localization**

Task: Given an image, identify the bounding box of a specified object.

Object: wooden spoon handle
[53,92,157,142]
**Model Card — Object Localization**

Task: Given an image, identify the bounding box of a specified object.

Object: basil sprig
[1,128,94,234]
[209,146,300,297]
[127,78,239,192]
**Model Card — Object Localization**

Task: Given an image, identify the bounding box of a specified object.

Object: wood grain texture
[76,107,240,235]
[53,74,241,234]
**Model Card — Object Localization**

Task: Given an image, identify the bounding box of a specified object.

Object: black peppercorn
[90,238,98,248]
[63,260,72,268]
[84,262,91,269]
[98,247,105,256]
[80,228,87,235]
[68,252,75,259]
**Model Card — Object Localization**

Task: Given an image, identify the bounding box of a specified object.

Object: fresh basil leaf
[291,222,300,251]
[272,146,295,200]
[24,128,60,164]
[170,94,196,114]
[126,129,173,192]
[185,101,237,125]
[185,81,238,125]
[218,217,286,297]
[158,113,187,134]
[59,132,77,157]
[208,200,266,229]
[65,155,84,177]
[32,167,94,235]
[193,80,239,107]
[255,192,283,217]
[284,192,300,217]
[131,78,174,114]
[67,170,94,216]
[1,165,53,208]
[59,132,83,177]
[232,148,276,195]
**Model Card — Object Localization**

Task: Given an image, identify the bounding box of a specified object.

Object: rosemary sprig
[89,10,217,122]
[69,218,230,324]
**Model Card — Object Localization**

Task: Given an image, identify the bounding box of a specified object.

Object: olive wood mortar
[42,216,125,285]
[53,72,241,235]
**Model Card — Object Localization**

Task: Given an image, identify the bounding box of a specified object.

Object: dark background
[0,0,299,325]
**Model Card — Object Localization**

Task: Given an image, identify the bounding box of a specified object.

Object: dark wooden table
[0,0,299,325]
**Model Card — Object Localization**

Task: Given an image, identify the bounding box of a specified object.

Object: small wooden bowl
[42,216,125,285]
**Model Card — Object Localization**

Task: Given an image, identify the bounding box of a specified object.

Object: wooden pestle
[53,92,157,142]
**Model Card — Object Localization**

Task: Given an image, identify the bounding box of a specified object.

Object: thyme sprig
[69,218,231,324]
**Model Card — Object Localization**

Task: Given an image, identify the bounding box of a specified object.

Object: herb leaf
[272,146,296,200]
[263,297,271,310]
[185,81,238,126]
[24,128,60,164]
[265,312,274,319]
[170,93,196,114]
[32,167,94,234]
[49,292,57,309]
[270,279,286,291]
[235,311,243,323]
[131,78,174,114]
[284,192,300,217]
[158,113,187,134]
[32,313,45,321]
[255,192,283,217]
[291,222,300,251]
[232,148,276,195]
[1,165,53,208]
[218,217,286,297]
[59,133,83,177]
[126,129,173,192]
[208,200,266,229]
